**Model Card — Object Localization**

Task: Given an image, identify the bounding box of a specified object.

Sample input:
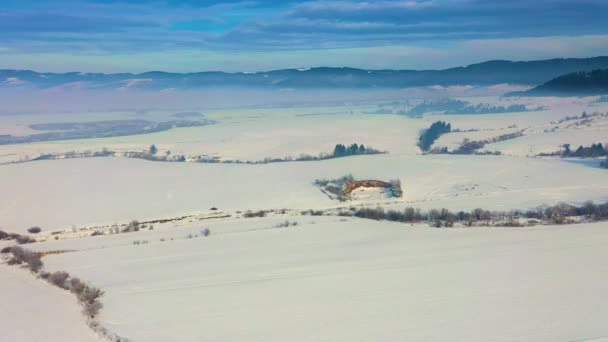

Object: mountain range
[3,57,608,90]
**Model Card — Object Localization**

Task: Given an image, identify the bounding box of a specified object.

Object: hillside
[508,69,608,96]
[3,57,608,90]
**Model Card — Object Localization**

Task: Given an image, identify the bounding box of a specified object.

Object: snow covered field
[1,95,607,164]
[1,93,608,341]
[0,264,100,342]
[1,153,607,232]
[32,218,608,342]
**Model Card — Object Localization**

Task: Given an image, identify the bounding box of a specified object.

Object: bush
[121,220,140,233]
[27,227,42,234]
[243,210,268,218]
[1,246,12,254]
[201,228,211,237]
[6,246,43,272]
[308,210,325,216]
[79,286,104,304]
[70,277,87,295]
[274,221,298,228]
[354,207,385,220]
[48,271,70,289]
[83,301,103,317]
[389,179,403,197]
[16,235,36,244]
[23,251,43,272]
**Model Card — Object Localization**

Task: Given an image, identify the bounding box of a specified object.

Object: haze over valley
[2,1,608,341]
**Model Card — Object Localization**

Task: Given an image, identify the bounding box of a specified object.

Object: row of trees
[1,246,105,317]
[347,200,608,227]
[418,121,451,151]
[562,143,606,158]
[333,143,369,157]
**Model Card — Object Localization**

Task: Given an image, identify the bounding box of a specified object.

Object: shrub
[386,210,405,222]
[70,277,87,295]
[122,220,140,233]
[308,210,325,216]
[389,179,403,197]
[16,235,36,244]
[79,286,104,304]
[48,271,70,289]
[1,246,12,254]
[243,210,268,218]
[354,207,385,220]
[27,227,42,234]
[23,251,43,272]
[201,228,211,237]
[83,301,103,317]
[274,221,298,228]
[5,246,42,272]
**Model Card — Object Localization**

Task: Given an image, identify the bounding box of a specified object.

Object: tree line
[561,143,606,158]
[418,121,451,151]
[347,200,608,227]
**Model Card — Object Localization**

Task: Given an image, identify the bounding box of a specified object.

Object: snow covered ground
[1,153,607,233]
[2,95,606,164]
[0,264,100,342]
[1,93,608,341]
[31,218,608,342]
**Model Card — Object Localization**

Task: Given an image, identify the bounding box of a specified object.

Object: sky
[2,0,608,73]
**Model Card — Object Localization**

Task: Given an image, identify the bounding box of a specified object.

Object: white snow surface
[0,264,100,342]
[35,218,608,342]
[1,154,607,232]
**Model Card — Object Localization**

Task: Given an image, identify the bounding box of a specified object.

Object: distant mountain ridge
[507,69,608,96]
[3,57,608,90]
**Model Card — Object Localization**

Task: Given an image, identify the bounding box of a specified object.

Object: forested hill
[508,69,608,96]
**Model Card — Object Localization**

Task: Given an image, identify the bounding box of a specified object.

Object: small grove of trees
[418,121,451,151]
[561,143,607,158]
[332,143,373,157]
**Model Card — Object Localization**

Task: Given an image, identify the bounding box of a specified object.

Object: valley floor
[1,94,608,341]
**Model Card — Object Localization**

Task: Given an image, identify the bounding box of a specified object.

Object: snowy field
[1,95,607,164]
[1,153,607,233]
[32,218,608,342]
[1,93,608,341]
[0,264,100,342]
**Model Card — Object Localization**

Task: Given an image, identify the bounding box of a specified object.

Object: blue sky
[2,0,608,72]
